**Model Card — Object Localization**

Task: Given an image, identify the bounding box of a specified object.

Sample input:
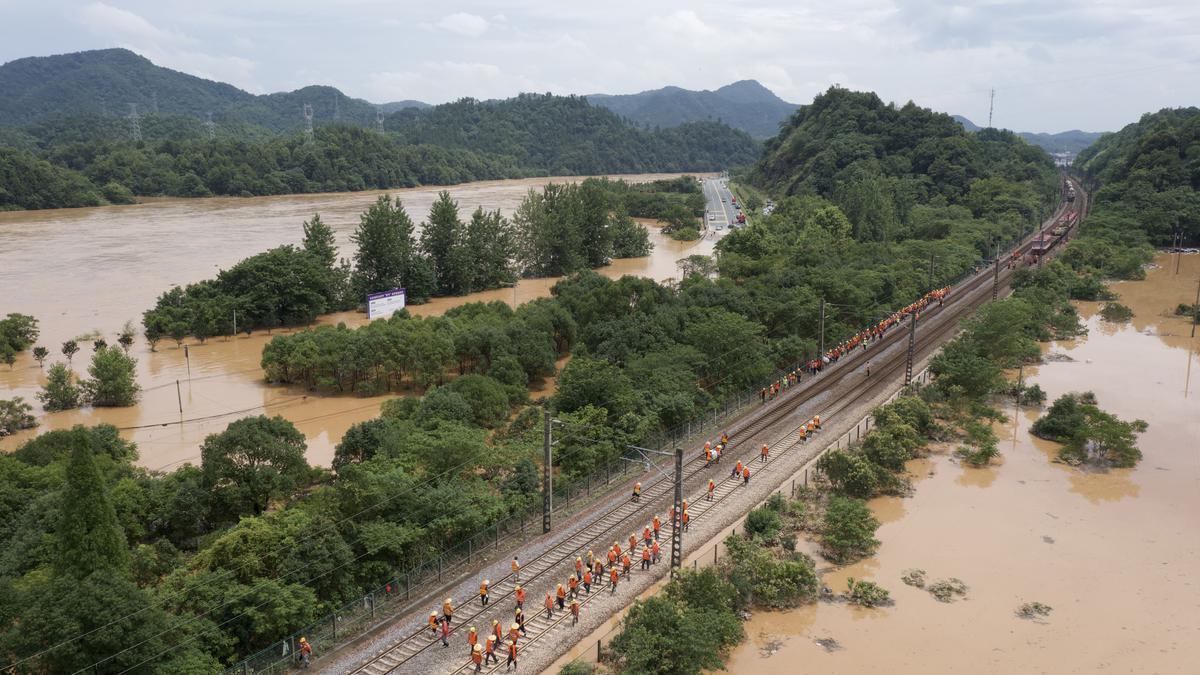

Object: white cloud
[437,12,488,37]
[78,2,183,43]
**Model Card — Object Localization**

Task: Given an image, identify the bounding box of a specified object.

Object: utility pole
[670,447,683,576]
[543,408,553,534]
[987,88,995,128]
[904,313,917,387]
[818,298,826,357]
[992,240,1000,301]
[1192,275,1200,339]
[232,309,237,337]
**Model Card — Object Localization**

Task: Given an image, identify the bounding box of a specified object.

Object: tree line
[0,92,759,211]
[141,183,653,344]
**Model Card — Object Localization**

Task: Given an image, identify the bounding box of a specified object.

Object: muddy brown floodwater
[724,253,1200,675]
[0,173,716,469]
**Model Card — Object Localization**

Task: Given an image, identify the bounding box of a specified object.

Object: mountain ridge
[586,79,798,138]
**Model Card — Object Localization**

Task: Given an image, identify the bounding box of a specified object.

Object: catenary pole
[670,448,683,576]
[543,408,552,534]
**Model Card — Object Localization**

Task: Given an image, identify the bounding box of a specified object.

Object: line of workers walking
[431,416,822,672]
[760,286,951,403]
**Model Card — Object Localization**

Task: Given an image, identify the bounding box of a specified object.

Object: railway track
[350,184,1086,675]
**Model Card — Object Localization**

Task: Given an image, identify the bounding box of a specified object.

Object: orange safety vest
[761,445,769,457]
[622,554,631,568]
[429,615,439,630]
[509,627,519,642]
[735,461,743,474]
[468,631,477,646]
[557,586,566,600]
[486,637,495,653]
[807,420,816,432]
[515,588,525,604]
[614,543,622,557]
[608,549,617,564]
[479,582,488,596]
[443,601,453,616]
[642,548,650,561]
[509,643,518,658]
[441,620,449,637]
[494,623,503,641]
[575,558,583,573]
[629,535,637,551]
[708,479,714,493]
[682,511,690,524]
[743,467,750,478]
[653,516,661,530]
[473,651,482,665]
[511,559,520,573]
[571,602,580,616]
[544,594,553,609]
[652,541,660,555]
[643,527,651,541]
[610,569,619,584]
[799,426,807,438]
[584,570,592,584]
[569,576,578,591]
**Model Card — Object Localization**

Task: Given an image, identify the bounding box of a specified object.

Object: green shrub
[821,495,880,563]
[1098,302,1133,322]
[846,577,891,607]
[744,505,782,541]
[723,536,818,608]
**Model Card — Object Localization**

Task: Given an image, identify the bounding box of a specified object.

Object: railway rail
[349,179,1086,675]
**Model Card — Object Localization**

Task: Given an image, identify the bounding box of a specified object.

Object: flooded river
[0,173,715,468]
[725,253,1200,674]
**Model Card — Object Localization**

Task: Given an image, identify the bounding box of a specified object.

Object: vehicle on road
[736,213,746,224]
[709,213,716,221]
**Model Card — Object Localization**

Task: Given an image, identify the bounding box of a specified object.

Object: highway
[701,176,738,231]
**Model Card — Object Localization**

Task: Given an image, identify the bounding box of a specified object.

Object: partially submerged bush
[845,578,892,607]
[927,578,968,602]
[1032,392,1147,467]
[821,495,880,563]
[1098,302,1133,322]
[901,569,926,588]
[1016,601,1053,620]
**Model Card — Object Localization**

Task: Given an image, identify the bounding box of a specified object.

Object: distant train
[1030,209,1079,261]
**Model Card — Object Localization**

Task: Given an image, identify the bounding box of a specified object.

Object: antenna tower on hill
[376,109,385,134]
[988,88,995,128]
[127,103,142,142]
[204,112,216,140]
[303,103,314,140]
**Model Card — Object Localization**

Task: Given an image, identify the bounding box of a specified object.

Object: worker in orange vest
[575,556,584,580]
[514,608,527,636]
[492,619,503,645]
[632,481,641,503]
[610,567,620,593]
[607,547,617,568]
[705,445,713,466]
[514,585,525,609]
[586,549,595,569]
[613,540,622,558]
[544,591,554,619]
[508,621,520,645]
[743,466,751,485]
[814,414,821,429]
[732,460,743,479]
[592,559,603,580]
[627,533,637,554]
[556,583,567,610]
[799,425,807,442]
[570,598,581,626]
[428,612,439,637]
[440,617,450,647]
[707,478,715,500]
[652,515,661,539]
[471,643,483,672]
[641,546,651,571]
[807,418,817,434]
[484,632,498,665]
[643,525,652,547]
[505,639,518,671]
[651,539,661,563]
[583,568,593,594]
[568,574,579,599]
[761,444,769,463]
[467,626,477,655]
[442,598,454,626]
[622,551,632,578]
[511,556,520,582]
[682,509,690,532]
[479,579,489,606]
[721,431,729,445]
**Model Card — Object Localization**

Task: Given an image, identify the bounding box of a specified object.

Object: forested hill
[0,48,381,130]
[1074,107,1200,245]
[388,94,759,174]
[748,87,1057,241]
[587,80,798,138]
[0,94,758,210]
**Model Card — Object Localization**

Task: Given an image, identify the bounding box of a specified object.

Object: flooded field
[0,173,715,468]
[724,253,1200,674]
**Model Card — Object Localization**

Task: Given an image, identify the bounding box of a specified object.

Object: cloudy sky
[2,0,1198,132]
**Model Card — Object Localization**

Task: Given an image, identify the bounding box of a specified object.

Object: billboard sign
[367,288,406,319]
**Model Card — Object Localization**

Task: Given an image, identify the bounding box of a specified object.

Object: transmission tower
[127,103,142,142]
[987,88,994,128]
[376,109,385,134]
[204,112,216,140]
[302,103,314,140]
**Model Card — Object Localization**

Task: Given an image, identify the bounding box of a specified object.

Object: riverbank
[722,252,1200,674]
[0,173,714,467]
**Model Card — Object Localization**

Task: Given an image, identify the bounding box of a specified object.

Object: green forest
[1065,107,1200,279]
[0,93,757,211]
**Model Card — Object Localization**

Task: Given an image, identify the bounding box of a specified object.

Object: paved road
[701,176,737,231]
